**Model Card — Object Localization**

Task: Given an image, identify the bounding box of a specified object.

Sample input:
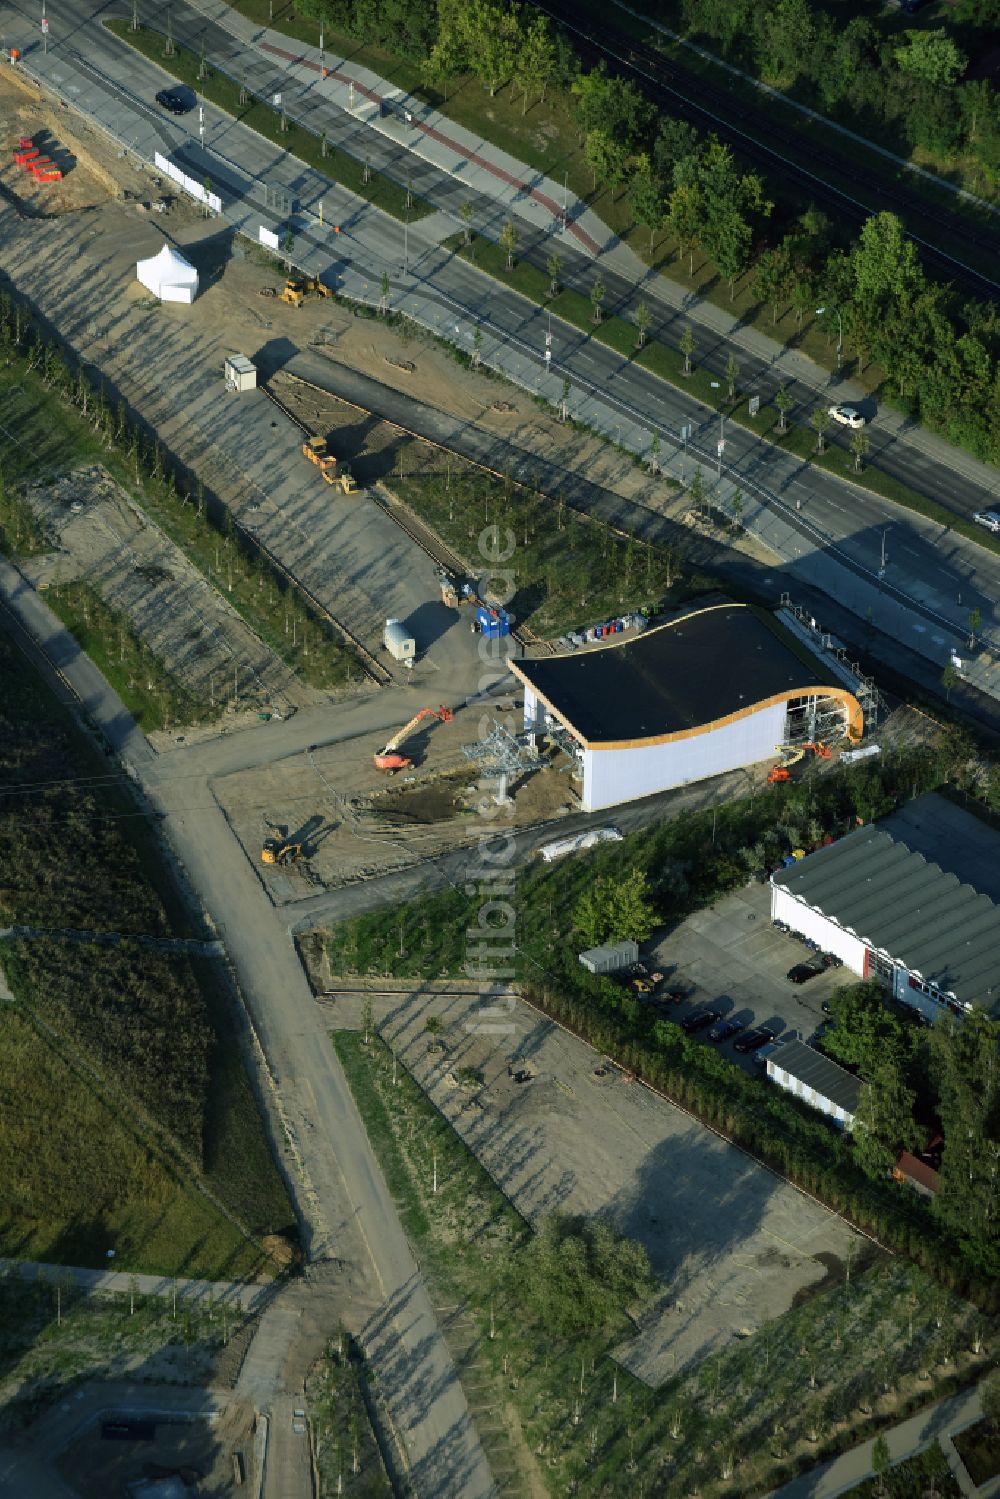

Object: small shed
[225,354,257,392]
[765,1039,862,1129]
[892,1151,940,1197]
[579,939,639,975]
[383,618,415,664]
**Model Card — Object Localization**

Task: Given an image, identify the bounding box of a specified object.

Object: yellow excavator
[280,276,331,308]
[302,434,358,495]
[374,705,454,772]
[261,839,302,865]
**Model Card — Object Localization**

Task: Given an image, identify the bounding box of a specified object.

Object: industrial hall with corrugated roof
[771,791,1000,1021]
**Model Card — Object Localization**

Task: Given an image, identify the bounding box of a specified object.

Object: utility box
[225,354,257,392]
[579,939,639,975]
[384,618,416,664]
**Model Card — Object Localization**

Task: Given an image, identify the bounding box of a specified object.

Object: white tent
[136,243,199,304]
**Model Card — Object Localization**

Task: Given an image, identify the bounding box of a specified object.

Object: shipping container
[579,938,639,974]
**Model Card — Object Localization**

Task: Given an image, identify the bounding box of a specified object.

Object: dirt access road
[0,558,495,1498]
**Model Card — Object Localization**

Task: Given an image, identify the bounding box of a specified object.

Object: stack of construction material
[12,136,61,182]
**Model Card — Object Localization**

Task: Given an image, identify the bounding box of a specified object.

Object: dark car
[681,1009,720,1034]
[155,88,190,115]
[821,1000,834,1016]
[733,1028,776,1053]
[708,1018,746,1043]
[788,962,823,984]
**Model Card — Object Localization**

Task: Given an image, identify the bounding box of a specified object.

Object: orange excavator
[374,705,454,772]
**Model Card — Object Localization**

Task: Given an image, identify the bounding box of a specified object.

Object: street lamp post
[815,305,843,370]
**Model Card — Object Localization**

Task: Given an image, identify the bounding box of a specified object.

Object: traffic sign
[41,17,48,31]
[272,92,282,106]
[680,423,693,442]
[545,331,552,347]
[544,350,551,363]
[717,440,726,455]
[748,395,760,417]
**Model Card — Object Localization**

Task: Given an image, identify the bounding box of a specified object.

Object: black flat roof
[511,603,848,746]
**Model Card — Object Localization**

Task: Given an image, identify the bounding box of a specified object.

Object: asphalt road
[0,557,496,1499]
[6,0,1000,681]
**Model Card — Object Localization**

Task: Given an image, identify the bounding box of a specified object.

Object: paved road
[0,1256,270,1310]
[5,0,1000,704]
[767,1380,985,1499]
[0,560,496,1497]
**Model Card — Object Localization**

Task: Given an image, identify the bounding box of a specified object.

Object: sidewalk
[0,1256,271,1310]
[767,1382,985,1499]
[184,0,612,255]
[187,0,1000,502]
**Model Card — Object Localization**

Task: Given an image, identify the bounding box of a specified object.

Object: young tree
[667,180,704,277]
[871,1433,891,1496]
[775,382,791,434]
[518,13,556,110]
[633,299,651,349]
[472,325,483,369]
[459,199,473,246]
[464,0,523,96]
[574,868,656,946]
[725,351,740,400]
[968,606,981,648]
[281,228,294,270]
[648,432,661,474]
[628,166,664,250]
[850,429,870,473]
[378,270,389,315]
[499,218,518,271]
[584,129,629,195]
[755,0,815,86]
[810,405,831,453]
[590,271,606,326]
[894,29,967,86]
[753,246,791,324]
[688,467,706,515]
[680,324,695,376]
[695,139,772,299]
[730,489,744,532]
[546,249,562,297]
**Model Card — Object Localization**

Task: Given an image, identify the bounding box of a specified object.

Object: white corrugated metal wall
[582,701,788,811]
[771,885,868,973]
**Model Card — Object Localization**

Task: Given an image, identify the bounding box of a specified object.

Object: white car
[828,404,866,429]
[973,510,1000,534]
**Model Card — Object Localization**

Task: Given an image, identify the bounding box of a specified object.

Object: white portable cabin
[579,939,639,975]
[225,354,257,392]
[384,618,416,664]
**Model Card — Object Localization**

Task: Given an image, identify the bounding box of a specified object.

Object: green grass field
[0,631,294,1280]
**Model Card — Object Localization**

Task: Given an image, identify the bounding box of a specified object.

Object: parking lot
[643,880,846,1068]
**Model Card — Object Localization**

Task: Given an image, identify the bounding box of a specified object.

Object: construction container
[384,618,416,663]
[476,605,511,639]
[225,354,257,392]
[578,939,639,974]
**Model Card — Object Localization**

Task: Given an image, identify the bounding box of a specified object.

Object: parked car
[632,978,653,995]
[755,1041,784,1067]
[828,404,866,429]
[788,962,824,984]
[708,1018,746,1043]
[681,1009,720,1034]
[973,510,1000,534]
[155,88,190,114]
[821,1000,834,1015]
[733,1028,776,1053]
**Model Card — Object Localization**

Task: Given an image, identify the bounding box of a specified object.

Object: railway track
[532,0,1000,303]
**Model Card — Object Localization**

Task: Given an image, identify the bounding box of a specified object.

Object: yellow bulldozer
[261,839,302,866]
[280,276,332,308]
[302,434,358,494]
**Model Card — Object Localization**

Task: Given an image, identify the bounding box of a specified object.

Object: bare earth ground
[321,984,859,1386]
[217,708,577,894]
[17,464,309,724]
[57,1400,256,1499]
